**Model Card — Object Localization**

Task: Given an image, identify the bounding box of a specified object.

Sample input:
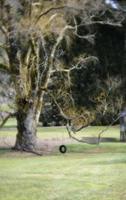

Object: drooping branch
[66,121,93,144]
[48,92,71,120]
[48,92,92,141]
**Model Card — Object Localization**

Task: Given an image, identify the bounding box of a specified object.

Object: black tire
[59,145,67,153]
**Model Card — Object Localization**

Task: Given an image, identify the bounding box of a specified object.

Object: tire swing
[59,145,67,153]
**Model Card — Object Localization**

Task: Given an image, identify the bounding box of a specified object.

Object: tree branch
[66,121,94,144]
[48,93,71,120]
[48,92,91,130]
[0,44,8,49]
[0,113,15,128]
[0,63,10,72]
[0,24,7,35]
[35,6,83,24]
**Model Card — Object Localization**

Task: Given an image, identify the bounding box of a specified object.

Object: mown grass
[0,148,126,200]
[0,118,126,200]
[0,118,17,128]
[0,117,120,139]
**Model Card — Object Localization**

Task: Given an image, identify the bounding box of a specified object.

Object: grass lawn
[0,117,120,139]
[0,145,126,200]
[0,118,126,200]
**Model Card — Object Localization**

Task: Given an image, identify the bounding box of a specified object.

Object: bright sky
[105,0,119,9]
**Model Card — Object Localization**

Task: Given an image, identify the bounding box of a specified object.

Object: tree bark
[120,115,126,142]
[14,103,38,151]
[120,130,126,142]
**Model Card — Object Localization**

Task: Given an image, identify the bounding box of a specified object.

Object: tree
[0,0,97,151]
[0,0,126,152]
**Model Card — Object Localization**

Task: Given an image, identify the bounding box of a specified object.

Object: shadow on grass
[0,147,41,157]
[81,137,119,144]
[0,147,12,155]
[95,158,126,165]
[0,126,17,130]
[67,141,126,154]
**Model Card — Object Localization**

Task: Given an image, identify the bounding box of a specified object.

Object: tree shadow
[81,137,119,144]
[0,147,12,156]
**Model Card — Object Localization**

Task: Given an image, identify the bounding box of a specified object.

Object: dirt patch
[0,136,77,156]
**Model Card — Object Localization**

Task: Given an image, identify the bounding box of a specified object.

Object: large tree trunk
[14,103,38,151]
